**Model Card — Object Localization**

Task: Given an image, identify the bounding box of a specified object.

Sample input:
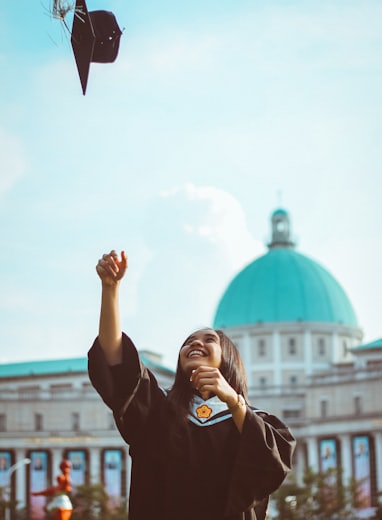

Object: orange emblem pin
[196,404,213,419]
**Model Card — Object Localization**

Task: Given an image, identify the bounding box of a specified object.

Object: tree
[71,484,128,520]
[71,484,110,520]
[272,466,366,520]
[0,485,20,520]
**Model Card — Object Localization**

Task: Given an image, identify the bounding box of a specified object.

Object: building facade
[0,353,174,518]
[213,209,382,516]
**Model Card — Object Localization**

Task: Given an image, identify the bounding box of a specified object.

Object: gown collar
[188,394,231,426]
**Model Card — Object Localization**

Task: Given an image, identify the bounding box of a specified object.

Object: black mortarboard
[71,0,122,95]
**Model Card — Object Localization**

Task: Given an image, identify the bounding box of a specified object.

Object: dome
[213,210,358,328]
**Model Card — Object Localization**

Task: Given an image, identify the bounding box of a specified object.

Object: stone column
[51,448,63,482]
[13,450,30,511]
[331,331,338,364]
[294,441,306,485]
[273,330,282,387]
[125,448,132,498]
[304,329,312,375]
[339,433,352,483]
[306,436,319,472]
[241,331,251,374]
[89,446,101,485]
[374,431,382,493]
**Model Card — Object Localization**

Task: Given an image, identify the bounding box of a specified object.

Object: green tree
[272,466,365,520]
[0,485,19,520]
[71,484,110,520]
[71,484,128,520]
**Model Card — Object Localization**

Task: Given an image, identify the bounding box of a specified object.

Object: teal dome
[214,209,358,328]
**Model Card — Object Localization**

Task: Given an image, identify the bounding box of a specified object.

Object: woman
[32,460,73,520]
[88,250,296,520]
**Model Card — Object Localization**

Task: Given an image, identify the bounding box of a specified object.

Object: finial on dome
[268,208,295,249]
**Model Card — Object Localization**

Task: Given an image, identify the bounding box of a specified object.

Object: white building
[0,352,174,518]
[213,209,382,515]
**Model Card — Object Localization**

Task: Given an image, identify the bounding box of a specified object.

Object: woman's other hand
[190,366,237,406]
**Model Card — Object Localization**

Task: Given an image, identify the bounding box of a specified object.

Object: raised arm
[96,250,128,365]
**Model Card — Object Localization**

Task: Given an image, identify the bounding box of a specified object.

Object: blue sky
[1,0,381,368]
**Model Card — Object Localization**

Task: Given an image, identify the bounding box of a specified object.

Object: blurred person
[32,460,72,520]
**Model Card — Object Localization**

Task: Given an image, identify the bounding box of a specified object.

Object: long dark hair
[167,328,248,418]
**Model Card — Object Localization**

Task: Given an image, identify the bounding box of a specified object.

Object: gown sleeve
[224,407,296,517]
[88,332,165,446]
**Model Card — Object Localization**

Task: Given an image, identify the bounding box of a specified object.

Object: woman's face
[179,329,222,377]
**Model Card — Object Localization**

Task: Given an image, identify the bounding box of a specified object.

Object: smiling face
[179,329,222,376]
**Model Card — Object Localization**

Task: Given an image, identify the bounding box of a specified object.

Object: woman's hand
[96,250,128,287]
[190,366,247,432]
[190,366,237,405]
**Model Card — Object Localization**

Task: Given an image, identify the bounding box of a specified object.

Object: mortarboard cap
[71,0,122,95]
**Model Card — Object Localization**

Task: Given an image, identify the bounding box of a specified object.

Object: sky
[0,0,381,369]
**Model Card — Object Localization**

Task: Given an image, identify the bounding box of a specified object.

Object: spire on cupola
[268,208,295,249]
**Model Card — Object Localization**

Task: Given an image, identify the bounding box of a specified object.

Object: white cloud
[158,182,264,269]
[132,183,265,365]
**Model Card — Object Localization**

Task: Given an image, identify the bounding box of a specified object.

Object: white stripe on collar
[161,388,268,427]
[188,395,231,426]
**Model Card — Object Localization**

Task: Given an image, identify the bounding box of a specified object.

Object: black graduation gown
[88,334,296,520]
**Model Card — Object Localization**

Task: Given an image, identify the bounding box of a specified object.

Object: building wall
[0,365,174,517]
[1,341,381,516]
[231,319,381,514]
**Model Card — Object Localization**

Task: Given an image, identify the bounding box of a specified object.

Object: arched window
[258,339,266,356]
[72,412,80,431]
[34,413,43,431]
[354,395,362,415]
[259,377,267,387]
[320,399,328,418]
[288,338,296,355]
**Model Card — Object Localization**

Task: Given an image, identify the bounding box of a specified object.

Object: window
[276,221,285,232]
[35,413,43,431]
[343,340,348,357]
[0,414,6,432]
[367,359,382,369]
[354,396,362,415]
[320,400,328,418]
[51,384,72,398]
[318,338,326,356]
[283,410,301,419]
[289,375,298,385]
[82,382,93,394]
[288,338,296,355]
[72,412,80,431]
[259,377,267,387]
[258,339,266,357]
[102,450,123,503]
[19,385,40,400]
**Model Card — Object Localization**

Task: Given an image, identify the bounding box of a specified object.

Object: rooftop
[0,352,174,379]
[352,338,382,351]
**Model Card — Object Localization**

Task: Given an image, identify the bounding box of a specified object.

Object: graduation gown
[88,334,296,520]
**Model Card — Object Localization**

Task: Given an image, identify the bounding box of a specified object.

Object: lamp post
[4,458,31,520]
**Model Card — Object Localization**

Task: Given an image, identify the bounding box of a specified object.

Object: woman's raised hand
[96,250,128,286]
